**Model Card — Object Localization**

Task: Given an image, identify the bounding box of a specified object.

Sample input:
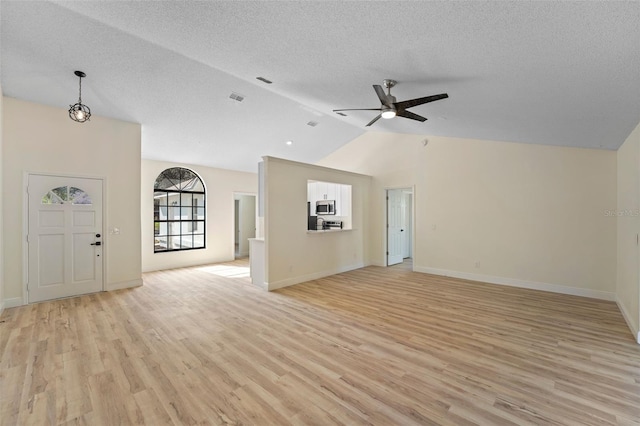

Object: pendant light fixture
[68,70,91,123]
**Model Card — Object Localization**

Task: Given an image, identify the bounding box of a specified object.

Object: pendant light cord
[78,75,82,104]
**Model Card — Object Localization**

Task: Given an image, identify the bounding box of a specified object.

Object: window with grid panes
[153,167,205,252]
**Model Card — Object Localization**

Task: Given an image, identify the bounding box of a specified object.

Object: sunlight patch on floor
[197,264,250,278]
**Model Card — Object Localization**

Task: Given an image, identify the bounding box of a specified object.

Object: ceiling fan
[333,79,448,127]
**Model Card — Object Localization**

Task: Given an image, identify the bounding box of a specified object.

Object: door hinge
[26,234,29,243]
[386,251,389,255]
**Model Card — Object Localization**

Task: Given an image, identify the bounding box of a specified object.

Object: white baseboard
[414,266,616,301]
[254,281,268,291]
[616,296,640,344]
[106,278,143,291]
[0,281,142,310]
[3,297,25,309]
[268,262,365,291]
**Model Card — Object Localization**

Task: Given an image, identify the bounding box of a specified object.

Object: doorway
[26,174,104,303]
[234,193,256,258]
[386,187,413,266]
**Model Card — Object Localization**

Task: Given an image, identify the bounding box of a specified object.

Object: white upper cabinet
[339,184,352,218]
[315,182,329,200]
[308,181,336,201]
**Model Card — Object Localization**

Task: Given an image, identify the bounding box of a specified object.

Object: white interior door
[28,174,103,303]
[387,189,403,266]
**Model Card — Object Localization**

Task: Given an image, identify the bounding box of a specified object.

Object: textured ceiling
[2,1,639,172]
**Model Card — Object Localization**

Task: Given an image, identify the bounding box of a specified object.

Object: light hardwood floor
[1,259,639,425]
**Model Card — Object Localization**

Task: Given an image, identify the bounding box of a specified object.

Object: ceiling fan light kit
[333,79,448,127]
[381,107,396,119]
[68,70,91,123]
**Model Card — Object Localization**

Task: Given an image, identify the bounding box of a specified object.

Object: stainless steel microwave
[316,200,335,215]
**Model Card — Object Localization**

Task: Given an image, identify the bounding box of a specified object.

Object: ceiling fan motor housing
[383,79,397,89]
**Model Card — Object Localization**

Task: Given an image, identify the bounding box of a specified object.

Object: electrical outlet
[475,261,480,268]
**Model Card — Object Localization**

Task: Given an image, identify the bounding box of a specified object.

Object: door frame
[232,191,257,259]
[383,185,415,267]
[23,171,107,304]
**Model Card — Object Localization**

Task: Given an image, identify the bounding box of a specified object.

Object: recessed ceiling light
[306,121,318,127]
[286,140,293,146]
[256,77,272,84]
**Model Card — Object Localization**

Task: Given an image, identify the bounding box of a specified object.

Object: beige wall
[319,132,617,299]
[264,156,371,289]
[0,87,4,313]
[617,121,640,342]
[2,97,142,305]
[141,159,257,272]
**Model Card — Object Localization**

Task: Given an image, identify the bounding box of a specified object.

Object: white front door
[27,174,104,303]
[387,188,404,266]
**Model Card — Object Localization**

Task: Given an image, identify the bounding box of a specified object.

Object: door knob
[90,242,102,246]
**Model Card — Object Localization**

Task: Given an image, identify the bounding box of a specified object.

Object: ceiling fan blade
[396,110,427,122]
[333,108,382,112]
[373,85,390,106]
[365,114,382,127]
[394,93,448,110]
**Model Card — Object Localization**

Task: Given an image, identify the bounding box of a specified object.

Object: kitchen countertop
[307,228,351,234]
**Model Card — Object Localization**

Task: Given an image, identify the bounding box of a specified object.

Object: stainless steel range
[322,220,343,229]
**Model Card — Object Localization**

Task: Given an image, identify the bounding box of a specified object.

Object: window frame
[153,168,206,253]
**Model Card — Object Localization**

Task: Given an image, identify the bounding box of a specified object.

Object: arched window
[154,167,205,252]
[42,186,92,205]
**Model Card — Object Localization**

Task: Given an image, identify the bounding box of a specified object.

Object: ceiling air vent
[336,112,347,117]
[229,92,245,102]
[306,121,319,127]
[256,77,272,84]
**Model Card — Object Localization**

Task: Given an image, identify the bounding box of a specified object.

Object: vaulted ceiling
[2,1,639,172]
